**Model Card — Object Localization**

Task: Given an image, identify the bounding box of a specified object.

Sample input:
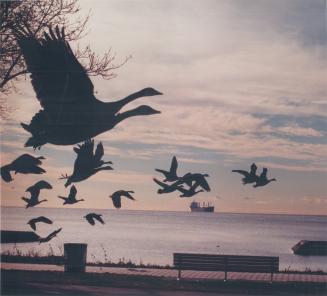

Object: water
[1,207,327,271]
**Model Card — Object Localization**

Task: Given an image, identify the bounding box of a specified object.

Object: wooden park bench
[173,253,279,282]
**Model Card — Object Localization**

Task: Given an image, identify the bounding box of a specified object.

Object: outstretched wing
[38,216,53,224]
[153,178,167,188]
[34,180,53,190]
[94,142,104,165]
[94,215,105,224]
[14,26,95,110]
[85,215,95,225]
[73,140,95,173]
[232,170,249,177]
[170,156,178,174]
[111,196,121,209]
[69,185,77,199]
[259,168,268,179]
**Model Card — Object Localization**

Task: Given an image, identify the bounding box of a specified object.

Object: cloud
[301,196,327,205]
[275,124,324,137]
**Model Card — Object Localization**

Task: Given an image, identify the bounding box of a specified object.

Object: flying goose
[58,185,84,205]
[27,216,53,231]
[253,168,276,188]
[232,163,258,185]
[21,180,52,208]
[1,154,45,182]
[26,180,52,196]
[14,26,162,149]
[153,178,182,194]
[176,184,204,198]
[109,190,135,209]
[155,156,179,182]
[180,173,210,192]
[60,140,113,187]
[84,213,105,225]
[39,228,62,244]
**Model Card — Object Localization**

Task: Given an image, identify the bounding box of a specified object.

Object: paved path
[1,262,327,283]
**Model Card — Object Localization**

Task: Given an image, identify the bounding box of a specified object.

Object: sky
[1,0,326,215]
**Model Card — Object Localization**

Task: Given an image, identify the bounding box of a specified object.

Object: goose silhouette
[14,26,162,149]
[180,173,210,192]
[109,190,135,209]
[177,184,204,198]
[27,216,53,231]
[1,154,45,182]
[253,168,276,188]
[84,213,105,225]
[232,163,258,185]
[58,185,84,205]
[155,156,179,182]
[153,178,182,194]
[22,180,52,208]
[60,140,113,187]
[39,228,62,244]
[26,180,52,196]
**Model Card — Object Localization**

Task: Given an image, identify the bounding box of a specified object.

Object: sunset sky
[1,0,326,215]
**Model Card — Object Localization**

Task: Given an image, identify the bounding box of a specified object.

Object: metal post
[224,256,228,281]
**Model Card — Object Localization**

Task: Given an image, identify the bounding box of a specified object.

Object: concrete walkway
[1,262,327,283]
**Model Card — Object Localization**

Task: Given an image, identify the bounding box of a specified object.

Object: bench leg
[270,272,273,283]
[224,270,227,281]
[177,269,181,280]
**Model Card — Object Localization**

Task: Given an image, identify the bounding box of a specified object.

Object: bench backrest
[173,253,279,273]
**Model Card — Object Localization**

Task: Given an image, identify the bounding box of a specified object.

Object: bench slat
[173,253,279,275]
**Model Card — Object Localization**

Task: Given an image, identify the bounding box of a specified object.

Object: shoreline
[2,268,327,295]
[1,255,326,275]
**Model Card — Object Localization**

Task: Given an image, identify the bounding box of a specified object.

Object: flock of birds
[1,26,276,244]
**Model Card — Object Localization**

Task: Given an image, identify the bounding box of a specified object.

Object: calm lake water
[1,207,327,271]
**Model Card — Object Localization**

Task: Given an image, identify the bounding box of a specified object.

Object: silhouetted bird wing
[1,165,12,182]
[27,219,37,231]
[22,197,31,204]
[259,168,268,180]
[196,176,210,192]
[153,178,168,188]
[14,26,96,112]
[170,156,178,175]
[12,154,43,166]
[250,163,257,174]
[85,214,95,225]
[123,191,135,201]
[232,170,249,177]
[37,216,53,224]
[34,180,53,190]
[73,140,95,173]
[93,215,105,224]
[68,185,77,200]
[40,228,62,243]
[111,195,121,209]
[94,142,104,165]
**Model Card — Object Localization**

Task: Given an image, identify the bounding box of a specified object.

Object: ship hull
[190,206,214,212]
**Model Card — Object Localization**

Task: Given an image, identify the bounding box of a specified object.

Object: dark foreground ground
[2,270,327,296]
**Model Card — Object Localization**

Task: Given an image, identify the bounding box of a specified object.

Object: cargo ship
[190,201,214,212]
